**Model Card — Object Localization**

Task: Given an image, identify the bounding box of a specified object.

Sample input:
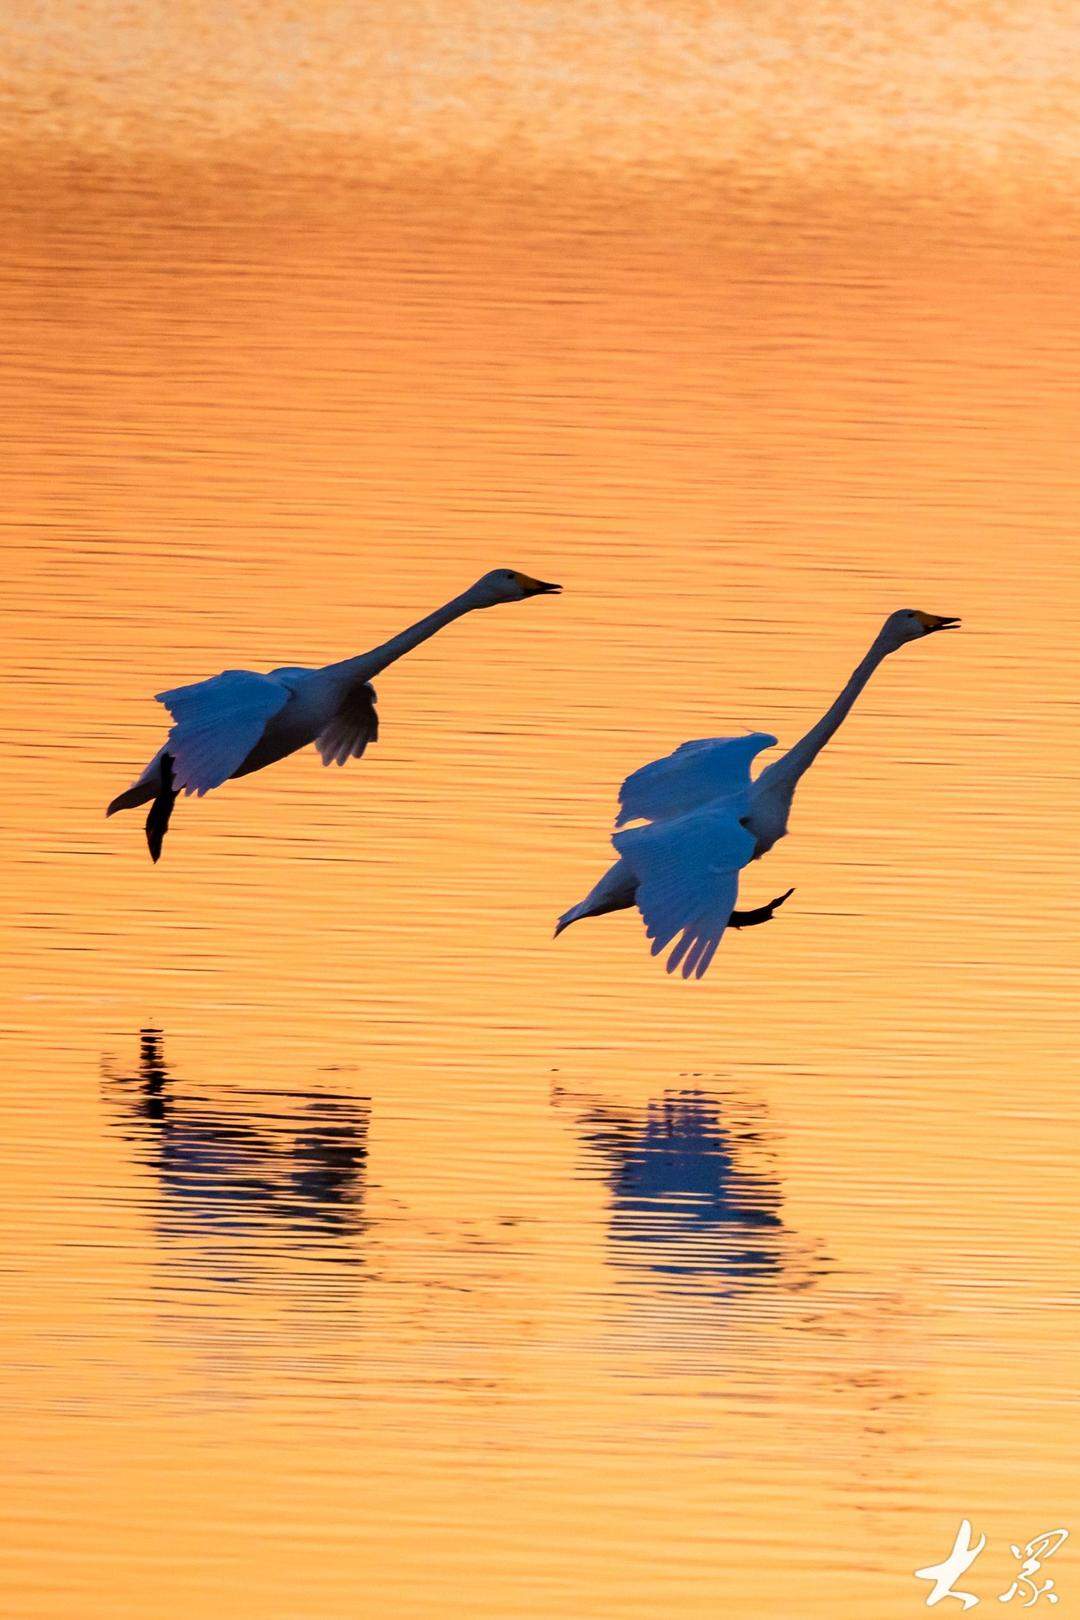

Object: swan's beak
[917,612,961,633]
[520,575,562,596]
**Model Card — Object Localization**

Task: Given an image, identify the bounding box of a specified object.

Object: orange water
[1,11,1079,1616]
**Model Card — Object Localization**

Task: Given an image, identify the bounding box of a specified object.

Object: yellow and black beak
[916,612,961,633]
[518,574,562,596]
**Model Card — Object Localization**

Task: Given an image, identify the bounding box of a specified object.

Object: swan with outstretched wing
[555,609,959,978]
[108,569,560,861]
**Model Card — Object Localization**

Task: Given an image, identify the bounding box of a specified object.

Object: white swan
[555,609,959,979]
[108,568,561,860]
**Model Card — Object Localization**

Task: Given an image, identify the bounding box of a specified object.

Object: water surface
[1,35,1078,1617]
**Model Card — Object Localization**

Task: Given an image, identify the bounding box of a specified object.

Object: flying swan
[107,568,561,860]
[555,609,959,979]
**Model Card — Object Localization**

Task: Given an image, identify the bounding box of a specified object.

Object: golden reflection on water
[1,89,1078,1620]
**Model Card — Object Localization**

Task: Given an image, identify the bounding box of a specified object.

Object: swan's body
[556,609,959,979]
[108,569,560,860]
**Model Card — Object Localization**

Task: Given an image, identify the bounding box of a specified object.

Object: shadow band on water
[103,1029,371,1296]
[555,1083,826,1299]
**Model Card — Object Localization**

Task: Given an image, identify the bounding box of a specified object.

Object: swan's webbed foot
[145,752,177,863]
[729,887,795,929]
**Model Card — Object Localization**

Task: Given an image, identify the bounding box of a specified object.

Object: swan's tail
[107,747,167,817]
[554,897,604,937]
[554,906,583,939]
[106,781,155,816]
[554,858,638,938]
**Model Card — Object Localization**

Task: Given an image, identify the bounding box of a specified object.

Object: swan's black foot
[145,753,177,864]
[729,887,795,929]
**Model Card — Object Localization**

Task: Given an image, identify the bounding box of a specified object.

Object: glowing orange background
[1,6,1078,1616]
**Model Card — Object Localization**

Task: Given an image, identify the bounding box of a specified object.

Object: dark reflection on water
[555,1084,824,1297]
[102,1030,370,1292]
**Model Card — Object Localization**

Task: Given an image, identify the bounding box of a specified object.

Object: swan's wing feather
[613,809,756,979]
[155,669,291,796]
[316,682,379,767]
[616,732,777,825]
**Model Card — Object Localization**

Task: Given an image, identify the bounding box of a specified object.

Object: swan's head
[882,608,961,649]
[471,568,562,607]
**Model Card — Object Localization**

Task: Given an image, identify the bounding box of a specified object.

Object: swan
[107,568,561,860]
[555,609,959,979]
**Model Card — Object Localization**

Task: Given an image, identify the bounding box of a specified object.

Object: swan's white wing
[156,670,291,796]
[613,809,756,980]
[316,681,379,767]
[616,732,777,826]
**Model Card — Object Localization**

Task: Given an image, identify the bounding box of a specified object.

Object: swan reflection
[103,1029,370,1292]
[555,1084,820,1296]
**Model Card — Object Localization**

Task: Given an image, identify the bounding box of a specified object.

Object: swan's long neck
[756,630,894,796]
[328,589,481,683]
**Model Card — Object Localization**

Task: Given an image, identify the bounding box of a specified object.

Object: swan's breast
[744,781,791,859]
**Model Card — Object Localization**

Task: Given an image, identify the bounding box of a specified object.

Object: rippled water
[2,100,1079,1620]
